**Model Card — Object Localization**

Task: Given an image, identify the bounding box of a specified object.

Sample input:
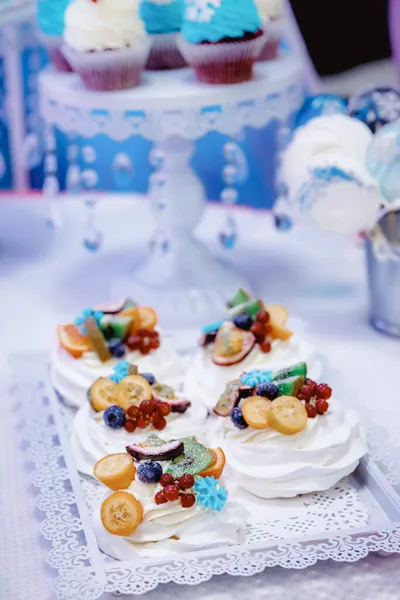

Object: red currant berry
[181,493,196,508]
[316,399,329,414]
[148,329,158,338]
[251,321,265,337]
[137,415,149,429]
[306,404,318,418]
[160,473,175,488]
[299,385,314,401]
[137,328,149,337]
[316,384,332,400]
[126,335,141,350]
[149,338,160,350]
[260,341,272,353]
[140,342,151,356]
[140,400,153,415]
[256,310,270,324]
[255,334,266,344]
[305,379,317,394]
[155,491,168,505]
[163,484,180,501]
[126,405,140,420]
[158,402,172,417]
[153,417,167,431]
[179,473,195,490]
[124,419,137,432]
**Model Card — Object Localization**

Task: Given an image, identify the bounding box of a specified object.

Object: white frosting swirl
[71,399,208,476]
[64,0,148,52]
[184,336,321,411]
[255,0,284,19]
[93,476,248,558]
[51,342,182,409]
[211,398,367,498]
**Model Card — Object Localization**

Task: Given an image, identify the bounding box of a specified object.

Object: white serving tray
[11,353,400,598]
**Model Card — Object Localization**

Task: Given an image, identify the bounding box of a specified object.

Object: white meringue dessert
[210,365,367,498]
[92,436,247,558]
[51,300,181,409]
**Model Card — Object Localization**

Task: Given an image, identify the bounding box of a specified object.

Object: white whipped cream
[184,336,321,411]
[255,0,284,19]
[210,397,367,498]
[64,0,148,52]
[71,399,208,476]
[93,476,248,558]
[51,342,182,409]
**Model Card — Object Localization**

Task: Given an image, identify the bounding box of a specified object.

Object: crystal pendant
[219,215,238,249]
[23,132,42,170]
[112,152,134,189]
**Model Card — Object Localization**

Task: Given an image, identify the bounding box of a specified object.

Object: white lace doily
[7,353,400,598]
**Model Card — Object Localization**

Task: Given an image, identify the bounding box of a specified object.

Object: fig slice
[166,398,192,414]
[126,436,184,462]
[94,299,126,314]
[213,380,253,416]
[213,325,255,366]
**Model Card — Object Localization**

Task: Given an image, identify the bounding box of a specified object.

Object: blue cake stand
[39,56,304,329]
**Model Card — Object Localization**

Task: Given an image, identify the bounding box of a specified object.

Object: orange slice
[90,378,118,412]
[267,396,308,435]
[57,324,91,359]
[119,306,142,334]
[138,306,158,331]
[101,491,143,536]
[198,448,226,479]
[241,396,272,429]
[115,375,152,411]
[94,453,136,491]
[265,304,293,341]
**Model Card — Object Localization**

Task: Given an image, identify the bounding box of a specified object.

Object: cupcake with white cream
[184,289,320,412]
[211,364,367,498]
[255,0,285,60]
[63,0,150,90]
[51,299,181,409]
[71,363,208,475]
[92,435,247,558]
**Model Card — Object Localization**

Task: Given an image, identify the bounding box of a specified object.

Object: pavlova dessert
[184,288,319,411]
[211,362,367,498]
[51,299,181,409]
[71,362,208,476]
[92,435,247,558]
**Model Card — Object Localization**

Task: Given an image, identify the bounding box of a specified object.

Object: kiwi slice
[275,375,304,397]
[273,362,307,382]
[167,437,213,478]
[152,383,175,399]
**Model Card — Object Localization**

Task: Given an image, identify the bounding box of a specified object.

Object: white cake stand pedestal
[39,57,304,328]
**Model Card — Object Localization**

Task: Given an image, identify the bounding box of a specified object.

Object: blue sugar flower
[202,320,224,334]
[109,361,130,383]
[240,369,273,387]
[193,476,228,512]
[75,308,104,334]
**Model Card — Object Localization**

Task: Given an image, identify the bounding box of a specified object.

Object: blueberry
[103,405,126,429]
[231,407,248,430]
[108,338,126,358]
[137,461,163,483]
[141,372,155,385]
[257,383,280,400]
[233,314,253,331]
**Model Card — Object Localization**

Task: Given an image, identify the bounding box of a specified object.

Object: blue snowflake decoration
[240,369,273,387]
[202,320,224,334]
[194,476,228,512]
[109,361,130,383]
[75,308,104,334]
[295,94,348,129]
[349,87,400,134]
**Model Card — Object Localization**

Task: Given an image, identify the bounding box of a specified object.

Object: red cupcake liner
[258,39,279,61]
[38,33,73,72]
[177,31,267,85]
[257,18,284,62]
[146,33,187,70]
[62,42,151,91]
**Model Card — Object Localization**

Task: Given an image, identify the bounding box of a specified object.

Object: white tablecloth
[1,195,399,600]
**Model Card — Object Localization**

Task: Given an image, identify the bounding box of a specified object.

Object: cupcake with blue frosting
[140,0,186,69]
[178,0,265,84]
[37,0,72,71]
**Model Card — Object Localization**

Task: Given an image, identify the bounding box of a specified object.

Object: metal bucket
[366,208,400,337]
